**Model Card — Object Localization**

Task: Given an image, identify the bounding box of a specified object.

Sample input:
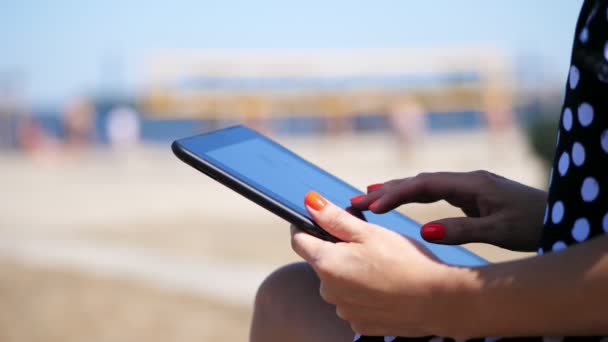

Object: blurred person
[15,115,60,158]
[483,88,514,134]
[16,116,46,152]
[63,97,95,148]
[250,2,608,341]
[388,98,426,157]
[0,110,14,147]
[106,105,141,147]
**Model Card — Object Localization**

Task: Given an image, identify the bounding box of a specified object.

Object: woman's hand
[350,170,547,251]
[291,191,459,337]
[292,190,608,338]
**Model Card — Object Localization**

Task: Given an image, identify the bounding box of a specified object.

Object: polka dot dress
[539,0,608,257]
[355,1,608,341]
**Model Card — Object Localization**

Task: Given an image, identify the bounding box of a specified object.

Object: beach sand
[0,130,544,341]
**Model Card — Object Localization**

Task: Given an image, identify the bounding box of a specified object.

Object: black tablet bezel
[172,125,340,242]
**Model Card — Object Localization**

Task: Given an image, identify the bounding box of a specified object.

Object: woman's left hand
[291,191,458,337]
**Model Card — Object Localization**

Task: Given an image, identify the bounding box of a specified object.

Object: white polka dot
[601,129,608,153]
[603,212,608,233]
[538,247,544,255]
[428,337,444,342]
[571,217,590,242]
[569,65,580,89]
[384,337,396,342]
[578,102,594,127]
[552,241,567,252]
[571,142,585,166]
[551,201,565,224]
[484,338,500,342]
[354,333,362,340]
[605,41,608,61]
[543,204,549,224]
[581,177,599,202]
[562,108,572,131]
[558,151,570,176]
[580,28,589,43]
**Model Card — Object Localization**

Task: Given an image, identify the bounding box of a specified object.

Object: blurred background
[0,1,582,341]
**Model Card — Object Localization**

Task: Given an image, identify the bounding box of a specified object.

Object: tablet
[172,125,486,266]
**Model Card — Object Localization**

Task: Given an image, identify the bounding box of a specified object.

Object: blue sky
[1,0,583,106]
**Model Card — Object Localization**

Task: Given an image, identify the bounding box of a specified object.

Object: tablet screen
[179,126,486,266]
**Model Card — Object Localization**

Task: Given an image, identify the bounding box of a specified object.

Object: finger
[345,206,367,221]
[420,216,496,245]
[366,172,487,214]
[319,281,338,304]
[350,179,403,211]
[290,224,331,263]
[305,191,369,243]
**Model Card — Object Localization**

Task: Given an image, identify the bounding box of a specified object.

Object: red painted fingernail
[369,200,380,211]
[421,223,445,241]
[305,191,328,211]
[350,194,365,202]
[367,183,383,192]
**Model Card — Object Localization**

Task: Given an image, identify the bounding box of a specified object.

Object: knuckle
[335,306,349,320]
[414,172,433,192]
[319,283,335,303]
[314,257,334,278]
[326,209,348,231]
[415,171,433,180]
[350,322,378,336]
[383,178,401,188]
[367,178,404,204]
[350,322,363,334]
[472,169,496,185]
[379,178,405,196]
[416,172,431,179]
[290,233,304,254]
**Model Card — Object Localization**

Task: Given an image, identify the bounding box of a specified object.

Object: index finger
[290,224,331,264]
[351,172,483,214]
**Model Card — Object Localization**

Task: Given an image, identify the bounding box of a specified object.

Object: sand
[0,129,542,341]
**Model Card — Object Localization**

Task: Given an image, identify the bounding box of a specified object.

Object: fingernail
[367,183,383,192]
[350,194,365,202]
[421,223,445,241]
[305,191,328,211]
[369,199,380,211]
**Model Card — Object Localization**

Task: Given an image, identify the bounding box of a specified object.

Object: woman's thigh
[250,262,355,342]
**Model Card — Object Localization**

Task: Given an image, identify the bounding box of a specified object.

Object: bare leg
[250,262,355,342]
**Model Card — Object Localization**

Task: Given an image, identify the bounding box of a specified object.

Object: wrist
[428,264,483,339]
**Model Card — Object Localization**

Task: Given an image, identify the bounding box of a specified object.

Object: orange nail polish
[367,183,383,192]
[305,191,328,210]
[350,194,365,202]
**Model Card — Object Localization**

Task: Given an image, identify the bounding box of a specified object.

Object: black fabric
[357,1,608,341]
[539,0,608,254]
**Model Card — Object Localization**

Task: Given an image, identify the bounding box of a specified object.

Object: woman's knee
[251,262,354,341]
[254,261,319,316]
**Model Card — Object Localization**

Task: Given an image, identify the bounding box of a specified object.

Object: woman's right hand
[350,170,548,251]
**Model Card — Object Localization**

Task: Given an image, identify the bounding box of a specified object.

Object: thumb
[420,216,494,245]
[304,191,368,243]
